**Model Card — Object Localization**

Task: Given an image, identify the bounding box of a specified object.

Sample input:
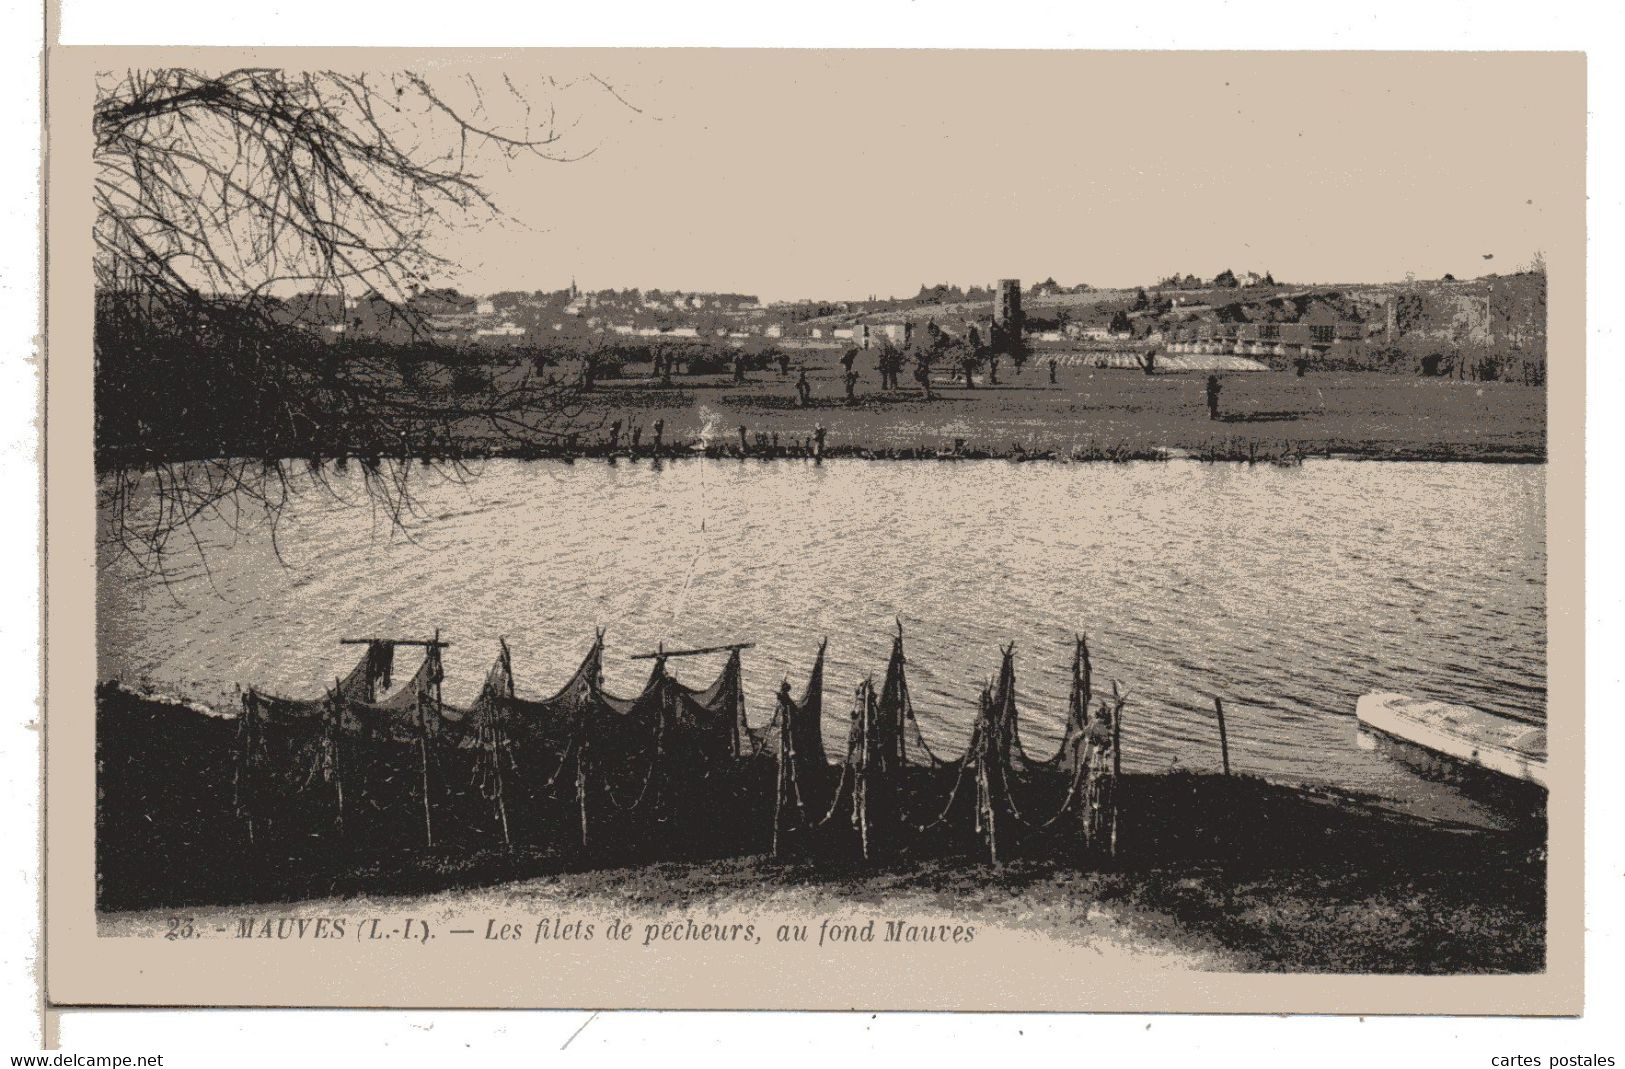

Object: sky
[414,51,1579,303]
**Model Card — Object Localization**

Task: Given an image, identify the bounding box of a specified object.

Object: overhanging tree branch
[94,66,640,584]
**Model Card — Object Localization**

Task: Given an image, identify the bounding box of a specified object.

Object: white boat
[1355,692,1547,791]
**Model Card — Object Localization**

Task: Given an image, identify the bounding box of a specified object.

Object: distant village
[264,265,1547,375]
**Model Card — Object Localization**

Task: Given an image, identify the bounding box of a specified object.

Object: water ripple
[97,458,1546,801]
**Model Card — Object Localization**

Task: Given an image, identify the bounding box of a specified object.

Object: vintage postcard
[43,47,1585,1013]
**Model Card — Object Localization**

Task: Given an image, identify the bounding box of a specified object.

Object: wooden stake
[331,678,346,837]
[490,715,511,851]
[772,693,791,858]
[1111,685,1124,781]
[419,735,434,847]
[856,684,871,861]
[1110,683,1124,859]
[424,631,442,847]
[497,640,514,849]
[1214,696,1231,776]
[497,761,511,850]
[576,739,590,850]
[979,721,998,866]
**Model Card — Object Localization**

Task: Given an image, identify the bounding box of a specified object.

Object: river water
[97,457,1545,796]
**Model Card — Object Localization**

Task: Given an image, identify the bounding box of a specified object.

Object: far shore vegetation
[96,282,1547,470]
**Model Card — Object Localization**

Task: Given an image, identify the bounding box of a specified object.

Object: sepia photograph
[39,46,1584,1014]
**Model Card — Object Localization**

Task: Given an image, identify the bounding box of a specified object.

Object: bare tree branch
[94,67,640,585]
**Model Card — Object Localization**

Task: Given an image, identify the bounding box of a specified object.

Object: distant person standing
[878,345,903,390]
[844,368,859,401]
[778,351,791,378]
[1143,349,1158,376]
[988,355,1000,385]
[1206,374,1222,421]
[1048,357,1058,385]
[1294,354,1309,377]
[732,351,747,384]
[913,354,933,400]
[795,368,811,407]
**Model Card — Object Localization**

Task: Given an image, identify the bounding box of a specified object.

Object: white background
[4,0,1622,1061]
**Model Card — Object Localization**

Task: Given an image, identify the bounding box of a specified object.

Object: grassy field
[571,362,1545,461]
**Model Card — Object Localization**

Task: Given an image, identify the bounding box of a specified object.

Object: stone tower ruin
[992,279,1024,354]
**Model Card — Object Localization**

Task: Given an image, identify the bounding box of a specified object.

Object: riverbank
[97,813,1545,974]
[96,686,1544,973]
[95,366,1546,469]
[545,367,1546,463]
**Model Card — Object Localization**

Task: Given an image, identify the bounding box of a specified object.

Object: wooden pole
[489,705,511,852]
[496,743,511,850]
[415,735,432,847]
[419,648,436,848]
[331,678,346,836]
[339,638,451,648]
[1110,683,1123,859]
[979,719,998,866]
[576,739,590,850]
[1080,633,1092,707]
[497,638,513,849]
[856,684,871,861]
[235,694,256,844]
[772,691,791,858]
[1074,634,1093,762]
[1084,702,1107,849]
[629,642,754,660]
[426,631,442,846]
[1214,697,1231,776]
[732,652,749,758]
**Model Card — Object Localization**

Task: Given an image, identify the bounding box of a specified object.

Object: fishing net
[336,646,446,743]
[876,629,949,768]
[469,635,603,755]
[760,639,827,766]
[461,635,604,843]
[767,641,832,852]
[911,639,1109,862]
[233,643,388,818]
[239,641,389,725]
[990,641,1090,774]
[225,629,1114,863]
[661,649,751,762]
